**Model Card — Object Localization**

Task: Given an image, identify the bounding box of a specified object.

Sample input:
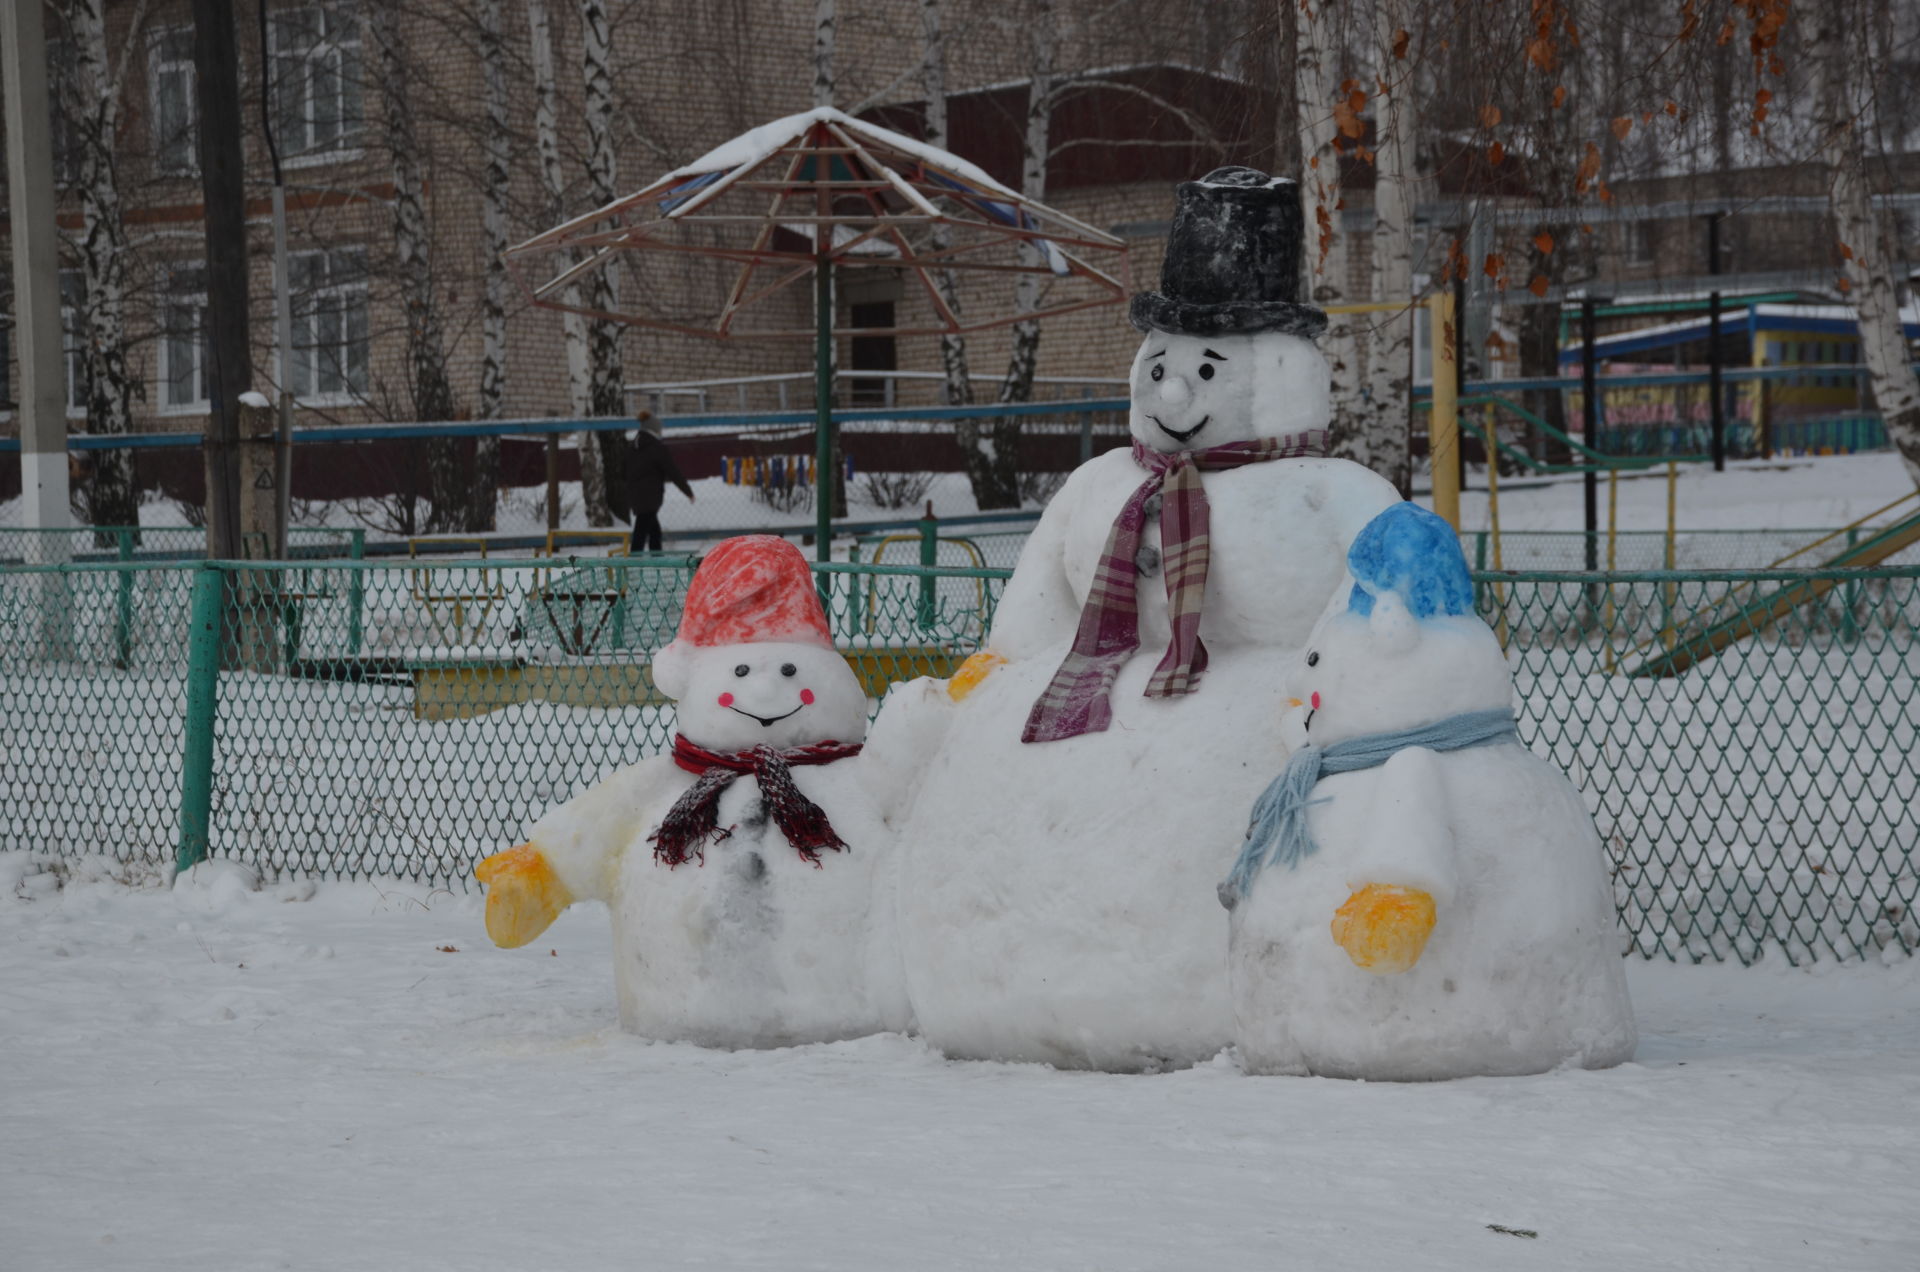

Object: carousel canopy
[505,106,1129,340]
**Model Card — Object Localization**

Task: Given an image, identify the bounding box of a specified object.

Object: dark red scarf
[649,734,864,869]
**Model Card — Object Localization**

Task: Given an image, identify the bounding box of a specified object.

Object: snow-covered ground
[3,861,1917,1272]
[1444,452,1917,534]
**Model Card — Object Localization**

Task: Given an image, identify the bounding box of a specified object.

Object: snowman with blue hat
[1221,502,1637,1080]
[870,168,1401,1071]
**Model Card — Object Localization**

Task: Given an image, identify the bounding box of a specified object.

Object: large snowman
[477,536,910,1048]
[1222,503,1636,1079]
[872,168,1401,1071]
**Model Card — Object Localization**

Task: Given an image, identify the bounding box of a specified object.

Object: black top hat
[1129,166,1327,340]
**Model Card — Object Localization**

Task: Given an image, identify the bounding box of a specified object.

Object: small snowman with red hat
[477,535,909,1048]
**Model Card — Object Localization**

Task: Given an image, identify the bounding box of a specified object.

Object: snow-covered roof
[663,106,1020,204]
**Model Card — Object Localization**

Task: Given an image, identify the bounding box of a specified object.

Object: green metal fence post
[175,564,225,876]
[347,530,366,655]
[917,507,938,629]
[114,529,134,668]
[1842,528,1860,641]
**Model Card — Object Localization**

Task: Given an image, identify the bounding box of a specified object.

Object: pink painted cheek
[718,693,734,708]
[1310,691,1321,711]
[799,688,815,705]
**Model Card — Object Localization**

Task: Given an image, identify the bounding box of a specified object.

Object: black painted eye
[1198,364,1215,381]
[780,663,797,677]
[1149,364,1164,382]
[734,664,750,677]
[1306,651,1319,667]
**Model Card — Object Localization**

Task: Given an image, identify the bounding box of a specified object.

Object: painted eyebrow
[1147,349,1167,358]
[1202,349,1228,361]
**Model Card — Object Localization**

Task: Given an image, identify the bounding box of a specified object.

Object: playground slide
[1627,508,1920,679]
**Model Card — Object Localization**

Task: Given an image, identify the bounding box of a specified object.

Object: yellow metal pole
[1428,290,1460,529]
[1484,414,1508,649]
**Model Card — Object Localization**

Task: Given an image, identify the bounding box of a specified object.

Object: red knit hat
[652,536,831,696]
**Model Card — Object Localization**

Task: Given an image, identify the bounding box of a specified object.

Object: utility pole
[3,0,72,563]
[1707,211,1726,472]
[190,0,254,560]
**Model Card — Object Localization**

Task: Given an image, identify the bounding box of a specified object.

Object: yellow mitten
[947,651,1007,702]
[475,844,574,949]
[1331,883,1436,974]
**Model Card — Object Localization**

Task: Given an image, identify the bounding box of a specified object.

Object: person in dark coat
[623,424,695,551]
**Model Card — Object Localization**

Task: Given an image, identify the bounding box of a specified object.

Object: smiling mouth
[729,704,804,728]
[1149,414,1209,443]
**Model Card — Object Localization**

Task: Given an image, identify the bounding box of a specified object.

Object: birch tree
[1803,2,1920,487]
[1353,0,1416,495]
[470,0,513,531]
[526,0,603,523]
[814,0,836,108]
[370,3,462,534]
[1296,0,1361,444]
[575,0,620,525]
[57,0,149,530]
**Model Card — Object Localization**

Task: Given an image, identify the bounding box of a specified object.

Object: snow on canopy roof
[662,106,1022,203]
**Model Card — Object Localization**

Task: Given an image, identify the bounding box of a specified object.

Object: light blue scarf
[1218,708,1519,909]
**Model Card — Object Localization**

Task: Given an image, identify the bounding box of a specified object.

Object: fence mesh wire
[4,554,1915,965]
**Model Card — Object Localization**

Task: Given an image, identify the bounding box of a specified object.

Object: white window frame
[60,270,86,419]
[1626,220,1655,267]
[148,25,199,177]
[157,264,211,414]
[287,247,370,405]
[268,5,366,167]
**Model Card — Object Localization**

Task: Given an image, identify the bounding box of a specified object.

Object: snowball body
[531,641,909,1048]
[879,330,1400,1070]
[1228,597,1638,1080]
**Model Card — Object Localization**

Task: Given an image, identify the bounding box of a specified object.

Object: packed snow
[3,862,1916,1271]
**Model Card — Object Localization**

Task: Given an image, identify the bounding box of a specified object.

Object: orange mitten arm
[947,651,1007,702]
[476,844,575,949]
[1331,883,1436,974]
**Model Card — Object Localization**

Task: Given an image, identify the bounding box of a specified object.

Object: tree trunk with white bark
[578,0,620,525]
[528,0,602,527]
[370,4,462,533]
[1297,0,1361,446]
[470,0,512,531]
[1355,0,1415,495]
[980,0,1054,511]
[1805,4,1920,488]
[61,0,144,534]
[814,0,836,107]
[922,0,971,408]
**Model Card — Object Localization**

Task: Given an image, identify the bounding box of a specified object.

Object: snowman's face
[670,641,869,752]
[1128,330,1331,453]
[1282,594,1511,749]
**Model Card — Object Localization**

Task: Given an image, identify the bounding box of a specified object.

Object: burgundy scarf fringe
[649,735,863,869]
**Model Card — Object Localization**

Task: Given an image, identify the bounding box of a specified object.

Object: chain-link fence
[5,555,1915,965]
[1466,527,1920,573]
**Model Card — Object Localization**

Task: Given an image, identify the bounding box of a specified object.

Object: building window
[149,27,198,175]
[289,248,369,401]
[47,39,82,188]
[159,264,210,411]
[60,270,86,417]
[1625,220,1655,266]
[270,6,364,160]
[848,300,897,407]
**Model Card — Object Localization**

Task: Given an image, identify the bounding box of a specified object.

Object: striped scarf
[650,735,864,868]
[1022,431,1329,744]
[1216,708,1520,909]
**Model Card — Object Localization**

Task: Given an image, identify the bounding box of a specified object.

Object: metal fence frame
[4,555,1915,966]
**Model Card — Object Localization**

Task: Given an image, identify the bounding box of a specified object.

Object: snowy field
[4,861,1918,1272]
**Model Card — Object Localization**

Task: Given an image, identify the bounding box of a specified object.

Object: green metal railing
[4,555,1915,966]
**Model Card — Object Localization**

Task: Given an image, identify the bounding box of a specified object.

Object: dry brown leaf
[1393,28,1410,59]
[1488,142,1507,165]
[1552,84,1568,109]
[1534,232,1555,254]
[1480,103,1503,128]
[1611,116,1633,140]
[1529,275,1551,298]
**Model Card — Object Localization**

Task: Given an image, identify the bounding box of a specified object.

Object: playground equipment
[1624,491,1920,679]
